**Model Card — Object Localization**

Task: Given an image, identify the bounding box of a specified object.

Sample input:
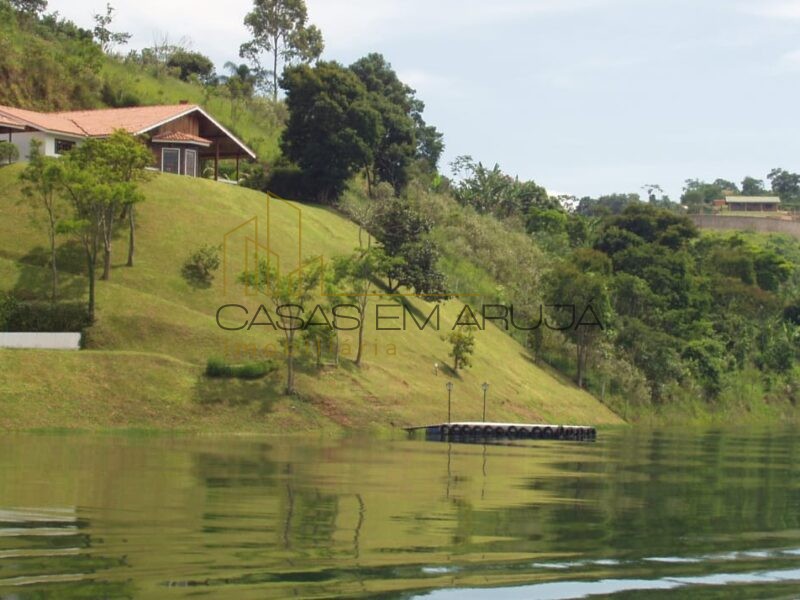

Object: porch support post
[214,143,219,181]
[236,155,240,182]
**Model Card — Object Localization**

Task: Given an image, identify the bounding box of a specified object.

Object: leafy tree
[240,0,324,101]
[741,176,765,196]
[240,260,322,393]
[451,156,551,219]
[0,141,19,164]
[576,193,640,217]
[333,247,390,366]
[100,131,152,268]
[544,248,613,388]
[370,197,447,296]
[20,141,64,301]
[768,168,800,206]
[350,54,417,194]
[92,3,131,53]
[57,157,106,321]
[447,326,475,372]
[219,62,259,120]
[63,132,150,280]
[280,61,380,202]
[167,49,215,83]
[9,0,46,17]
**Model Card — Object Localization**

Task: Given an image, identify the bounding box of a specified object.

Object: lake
[1,429,800,598]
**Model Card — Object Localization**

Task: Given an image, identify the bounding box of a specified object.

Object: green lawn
[0,164,622,431]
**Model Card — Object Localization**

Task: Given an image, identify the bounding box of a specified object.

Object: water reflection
[0,430,799,598]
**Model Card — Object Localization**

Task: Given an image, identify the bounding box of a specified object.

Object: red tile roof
[0,112,27,130]
[151,131,212,146]
[0,103,256,158]
[0,104,198,136]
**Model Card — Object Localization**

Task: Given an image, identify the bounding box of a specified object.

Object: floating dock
[406,422,597,441]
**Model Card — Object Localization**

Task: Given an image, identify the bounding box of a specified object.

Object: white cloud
[779,48,800,69]
[739,0,800,18]
[308,0,617,48]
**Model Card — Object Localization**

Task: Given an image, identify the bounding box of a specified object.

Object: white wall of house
[8,131,83,160]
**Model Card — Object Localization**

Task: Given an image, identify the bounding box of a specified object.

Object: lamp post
[481,382,489,422]
[446,381,454,423]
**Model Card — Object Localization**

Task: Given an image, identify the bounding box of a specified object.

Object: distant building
[724,196,781,212]
[0,103,255,180]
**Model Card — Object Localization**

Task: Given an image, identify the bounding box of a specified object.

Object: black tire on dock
[531,426,542,439]
[590,428,597,439]
[542,427,553,439]
[555,426,565,440]
[576,429,585,441]
[441,425,450,436]
[451,425,461,435]
[460,425,471,435]
[483,425,494,435]
[495,426,505,436]
[508,426,518,438]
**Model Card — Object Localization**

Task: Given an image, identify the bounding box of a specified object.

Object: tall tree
[92,3,131,54]
[741,176,765,196]
[350,54,417,195]
[240,0,324,101]
[280,61,380,202]
[333,247,390,366]
[545,248,613,388]
[768,168,800,205]
[240,260,322,394]
[99,131,152,267]
[19,141,64,302]
[65,132,150,280]
[57,157,107,321]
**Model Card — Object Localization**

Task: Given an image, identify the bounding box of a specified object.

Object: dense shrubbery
[181,245,221,289]
[205,358,274,380]
[0,294,91,332]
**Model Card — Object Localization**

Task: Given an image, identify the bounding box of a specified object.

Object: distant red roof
[151,131,212,146]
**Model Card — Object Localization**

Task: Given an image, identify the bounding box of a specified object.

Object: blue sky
[50,0,800,199]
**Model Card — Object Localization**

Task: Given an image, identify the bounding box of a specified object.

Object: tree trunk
[334,332,340,367]
[576,343,584,388]
[355,310,365,367]
[86,246,96,322]
[273,43,279,103]
[286,338,295,394]
[102,243,111,280]
[126,207,135,267]
[48,216,57,303]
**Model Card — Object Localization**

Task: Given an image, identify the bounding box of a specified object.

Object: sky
[47,0,800,200]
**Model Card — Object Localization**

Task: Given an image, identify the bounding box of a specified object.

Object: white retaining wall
[0,333,82,350]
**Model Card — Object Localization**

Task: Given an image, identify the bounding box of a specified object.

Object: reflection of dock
[406,422,597,441]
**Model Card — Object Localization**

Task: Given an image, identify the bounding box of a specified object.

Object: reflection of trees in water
[0,507,134,599]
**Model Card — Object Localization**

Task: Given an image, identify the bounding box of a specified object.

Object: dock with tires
[406,422,597,441]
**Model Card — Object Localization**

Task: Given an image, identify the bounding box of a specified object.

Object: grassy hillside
[0,164,622,431]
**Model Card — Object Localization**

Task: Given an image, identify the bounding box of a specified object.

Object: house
[724,196,781,212]
[0,103,255,179]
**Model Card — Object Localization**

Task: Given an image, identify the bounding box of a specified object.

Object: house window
[161,148,180,174]
[54,139,75,155]
[184,149,197,177]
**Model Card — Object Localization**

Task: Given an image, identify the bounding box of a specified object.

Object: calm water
[1,429,800,598]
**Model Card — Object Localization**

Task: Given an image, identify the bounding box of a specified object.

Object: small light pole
[481,382,489,422]
[446,381,454,423]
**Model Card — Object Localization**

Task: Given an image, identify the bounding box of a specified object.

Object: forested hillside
[4,0,800,425]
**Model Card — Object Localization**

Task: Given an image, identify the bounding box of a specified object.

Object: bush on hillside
[205,357,274,380]
[0,294,91,331]
[181,244,221,289]
[0,141,19,164]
